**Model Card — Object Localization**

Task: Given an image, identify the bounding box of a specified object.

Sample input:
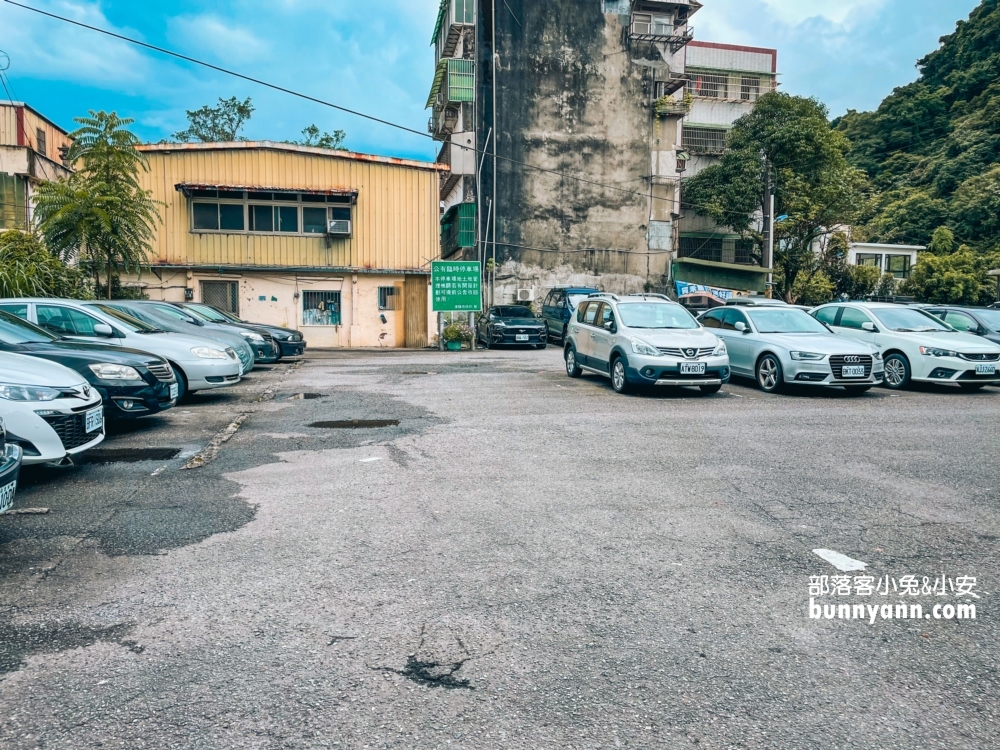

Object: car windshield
[746,308,830,334]
[0,310,58,344]
[494,306,535,318]
[973,309,1000,329]
[617,303,699,330]
[106,304,165,328]
[187,304,231,323]
[90,304,161,333]
[149,304,199,323]
[870,307,950,332]
[567,293,591,309]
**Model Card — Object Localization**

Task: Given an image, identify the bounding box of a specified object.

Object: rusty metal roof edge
[174,183,359,197]
[143,263,433,276]
[138,141,450,172]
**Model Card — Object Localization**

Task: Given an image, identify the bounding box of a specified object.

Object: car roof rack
[625,293,673,302]
[587,292,620,301]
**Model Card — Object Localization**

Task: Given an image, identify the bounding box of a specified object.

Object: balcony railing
[629,16,694,52]
[654,95,692,118]
[433,0,476,61]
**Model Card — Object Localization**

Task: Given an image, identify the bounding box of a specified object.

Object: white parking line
[359,457,383,463]
[813,549,868,572]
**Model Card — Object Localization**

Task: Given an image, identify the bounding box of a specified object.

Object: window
[813,307,839,326]
[682,127,728,154]
[740,77,761,101]
[855,253,882,268]
[598,304,615,328]
[679,236,723,262]
[0,174,27,230]
[886,254,911,279]
[550,290,565,308]
[721,309,748,331]
[701,310,723,329]
[36,305,102,337]
[189,191,352,235]
[193,202,245,231]
[0,304,28,319]
[838,307,874,330]
[378,287,398,311]
[303,207,328,234]
[202,281,240,314]
[303,291,342,326]
[689,73,728,99]
[36,128,47,158]
[583,303,599,326]
[943,311,978,333]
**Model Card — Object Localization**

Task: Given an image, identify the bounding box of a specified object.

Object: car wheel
[882,353,911,390]
[700,384,722,395]
[844,386,872,394]
[171,365,188,400]
[482,330,492,350]
[273,347,283,363]
[755,354,784,393]
[565,346,582,378]
[959,383,986,391]
[611,357,631,394]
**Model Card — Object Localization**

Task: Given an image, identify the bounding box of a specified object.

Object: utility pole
[491,0,498,310]
[764,157,775,299]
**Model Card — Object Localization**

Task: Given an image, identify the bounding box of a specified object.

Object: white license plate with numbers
[0,480,15,514]
[976,364,996,375]
[680,363,706,375]
[516,334,529,342]
[170,383,179,400]
[842,366,866,378]
[85,407,103,434]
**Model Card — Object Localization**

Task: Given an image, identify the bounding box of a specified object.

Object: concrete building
[677,41,778,294]
[848,242,922,281]
[0,102,73,231]
[127,142,446,349]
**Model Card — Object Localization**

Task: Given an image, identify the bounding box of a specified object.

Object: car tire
[273,347,283,363]
[882,353,911,390]
[700,384,722,395]
[611,357,631,394]
[171,365,188,400]
[482,331,492,350]
[844,386,872,394]
[565,346,582,378]
[755,354,784,393]
[959,383,986,391]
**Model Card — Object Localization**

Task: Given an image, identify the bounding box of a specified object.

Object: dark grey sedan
[476,306,548,349]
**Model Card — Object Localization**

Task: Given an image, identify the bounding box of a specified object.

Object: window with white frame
[378,287,398,311]
[189,189,354,236]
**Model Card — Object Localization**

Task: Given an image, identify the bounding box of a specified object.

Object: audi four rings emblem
[844,356,861,363]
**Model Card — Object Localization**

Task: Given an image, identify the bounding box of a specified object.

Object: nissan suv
[564,294,730,394]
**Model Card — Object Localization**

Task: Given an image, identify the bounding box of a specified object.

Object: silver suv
[564,294,730,394]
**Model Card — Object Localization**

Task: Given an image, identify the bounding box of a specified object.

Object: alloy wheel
[757,357,780,392]
[884,358,906,387]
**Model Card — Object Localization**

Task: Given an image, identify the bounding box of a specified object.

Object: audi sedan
[477,306,548,349]
[700,306,884,394]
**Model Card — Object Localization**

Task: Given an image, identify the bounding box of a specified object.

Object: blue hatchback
[540,287,600,343]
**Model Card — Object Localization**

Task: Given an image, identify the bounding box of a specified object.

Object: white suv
[811,302,1000,390]
[564,294,730,394]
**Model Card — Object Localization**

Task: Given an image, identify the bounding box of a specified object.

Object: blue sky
[0,0,984,162]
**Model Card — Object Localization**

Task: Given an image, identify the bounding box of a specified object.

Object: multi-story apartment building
[677,41,778,294]
[0,102,73,231]
[426,1,778,301]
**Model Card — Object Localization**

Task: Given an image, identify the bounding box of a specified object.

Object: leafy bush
[0,230,92,299]
[442,322,474,344]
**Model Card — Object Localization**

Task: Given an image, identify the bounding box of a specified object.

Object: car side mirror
[862,322,877,332]
[604,321,616,332]
[93,323,115,337]
[735,322,748,332]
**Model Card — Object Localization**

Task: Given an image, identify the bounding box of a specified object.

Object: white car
[0,299,242,398]
[0,352,105,466]
[811,302,1000,391]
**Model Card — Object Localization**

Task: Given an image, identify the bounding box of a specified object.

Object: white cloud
[168,15,270,64]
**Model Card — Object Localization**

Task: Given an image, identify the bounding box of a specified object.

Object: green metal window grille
[0,174,27,230]
[441,202,476,257]
[447,59,475,103]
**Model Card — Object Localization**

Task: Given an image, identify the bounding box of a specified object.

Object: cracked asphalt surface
[0,348,997,749]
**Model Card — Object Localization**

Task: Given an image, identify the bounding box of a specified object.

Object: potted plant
[442,322,473,351]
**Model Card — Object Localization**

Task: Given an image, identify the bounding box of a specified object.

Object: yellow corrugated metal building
[128,141,446,348]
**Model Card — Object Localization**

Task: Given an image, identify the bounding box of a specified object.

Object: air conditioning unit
[516,288,535,302]
[327,219,352,236]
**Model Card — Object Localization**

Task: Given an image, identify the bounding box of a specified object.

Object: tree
[927,226,956,255]
[901,246,998,305]
[875,272,898,298]
[34,111,161,299]
[173,96,255,142]
[683,92,868,301]
[0,230,91,298]
[294,124,346,150]
[846,265,882,300]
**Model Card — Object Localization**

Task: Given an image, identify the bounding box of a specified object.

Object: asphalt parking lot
[1,348,998,749]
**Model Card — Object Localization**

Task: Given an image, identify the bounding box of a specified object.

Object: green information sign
[432,261,482,312]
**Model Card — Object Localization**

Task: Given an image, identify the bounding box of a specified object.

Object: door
[721,308,754,374]
[831,306,877,348]
[590,303,616,373]
[543,290,565,338]
[35,304,123,345]
[202,281,240,315]
[572,301,599,365]
[941,310,980,336]
[403,276,428,348]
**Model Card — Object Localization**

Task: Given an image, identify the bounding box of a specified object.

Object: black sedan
[0,311,178,419]
[0,417,23,515]
[476,306,548,349]
[176,303,306,359]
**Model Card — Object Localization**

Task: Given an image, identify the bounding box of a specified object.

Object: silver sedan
[698,307,884,393]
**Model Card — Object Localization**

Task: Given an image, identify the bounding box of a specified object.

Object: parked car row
[0,299,305,512]
[547,293,1000,396]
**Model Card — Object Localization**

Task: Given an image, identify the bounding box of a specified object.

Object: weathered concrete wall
[479,0,660,286]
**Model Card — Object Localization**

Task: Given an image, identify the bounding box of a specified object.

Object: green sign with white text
[432,261,482,312]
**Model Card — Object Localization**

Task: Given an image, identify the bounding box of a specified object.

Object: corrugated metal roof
[431,0,448,45]
[138,141,449,172]
[426,59,448,109]
[175,183,359,199]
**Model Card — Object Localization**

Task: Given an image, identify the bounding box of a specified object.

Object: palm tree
[34,111,161,298]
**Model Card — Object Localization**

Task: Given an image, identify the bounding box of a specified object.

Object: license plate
[516,334,529,342]
[976,364,996,375]
[842,366,866,378]
[0,480,15,514]
[680,363,706,375]
[170,383,179,400]
[85,407,103,434]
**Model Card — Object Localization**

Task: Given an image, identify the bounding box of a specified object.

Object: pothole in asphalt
[0,620,135,674]
[309,419,400,429]
[280,393,327,400]
[83,448,182,464]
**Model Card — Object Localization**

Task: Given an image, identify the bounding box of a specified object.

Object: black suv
[0,310,177,419]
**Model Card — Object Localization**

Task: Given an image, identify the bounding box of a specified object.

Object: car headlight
[272,332,290,340]
[713,340,727,356]
[790,352,827,361]
[920,346,958,357]
[630,338,662,357]
[240,331,266,343]
[493,322,506,328]
[191,347,229,359]
[88,363,143,381]
[0,384,62,401]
